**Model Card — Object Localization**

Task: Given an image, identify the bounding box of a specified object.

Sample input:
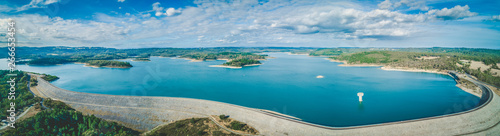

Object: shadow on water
[358,102,364,111]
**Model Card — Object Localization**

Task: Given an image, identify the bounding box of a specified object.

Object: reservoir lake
[1,53,479,127]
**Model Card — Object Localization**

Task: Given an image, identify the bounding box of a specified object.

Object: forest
[308,49,343,56]
[181,52,266,61]
[86,60,133,68]
[0,70,40,120]
[1,98,139,136]
[222,58,261,67]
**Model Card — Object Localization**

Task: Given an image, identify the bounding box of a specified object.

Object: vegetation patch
[26,58,71,65]
[223,58,261,67]
[146,117,237,136]
[215,115,259,135]
[332,51,392,64]
[1,98,140,136]
[0,70,41,120]
[86,60,133,68]
[132,58,151,61]
[309,49,343,56]
[41,74,59,82]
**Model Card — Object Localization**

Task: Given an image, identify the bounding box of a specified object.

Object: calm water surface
[0,53,479,127]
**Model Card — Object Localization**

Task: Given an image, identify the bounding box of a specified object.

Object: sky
[0,0,499,49]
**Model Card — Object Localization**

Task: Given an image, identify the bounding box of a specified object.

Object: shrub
[219,115,228,120]
[229,121,246,131]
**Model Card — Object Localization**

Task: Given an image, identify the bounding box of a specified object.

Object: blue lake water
[0,53,480,127]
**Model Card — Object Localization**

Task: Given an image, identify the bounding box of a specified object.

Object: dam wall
[35,75,500,135]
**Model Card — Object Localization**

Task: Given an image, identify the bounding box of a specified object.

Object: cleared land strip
[34,74,500,135]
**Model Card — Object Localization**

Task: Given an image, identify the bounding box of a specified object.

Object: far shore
[380,66,448,75]
[131,59,151,62]
[325,58,447,74]
[175,57,233,62]
[287,52,309,55]
[209,64,262,69]
[75,62,132,69]
[325,58,484,97]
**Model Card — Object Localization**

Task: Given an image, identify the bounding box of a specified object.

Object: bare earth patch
[16,103,43,122]
[416,56,440,60]
[463,60,500,77]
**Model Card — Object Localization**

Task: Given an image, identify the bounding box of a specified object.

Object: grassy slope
[146,118,237,136]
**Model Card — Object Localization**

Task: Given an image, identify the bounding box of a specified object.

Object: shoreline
[456,83,482,98]
[287,52,309,55]
[75,62,132,69]
[325,58,482,97]
[326,58,384,67]
[130,59,150,62]
[209,63,262,69]
[178,58,233,62]
[326,58,447,74]
[185,58,203,62]
[380,66,448,75]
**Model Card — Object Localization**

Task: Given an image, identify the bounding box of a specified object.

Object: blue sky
[0,0,499,48]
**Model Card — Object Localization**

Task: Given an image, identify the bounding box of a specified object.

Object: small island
[223,58,261,67]
[210,58,262,68]
[132,58,151,61]
[85,60,133,68]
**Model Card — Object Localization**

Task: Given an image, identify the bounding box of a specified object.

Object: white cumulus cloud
[427,5,477,20]
[151,2,182,17]
[166,8,182,16]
